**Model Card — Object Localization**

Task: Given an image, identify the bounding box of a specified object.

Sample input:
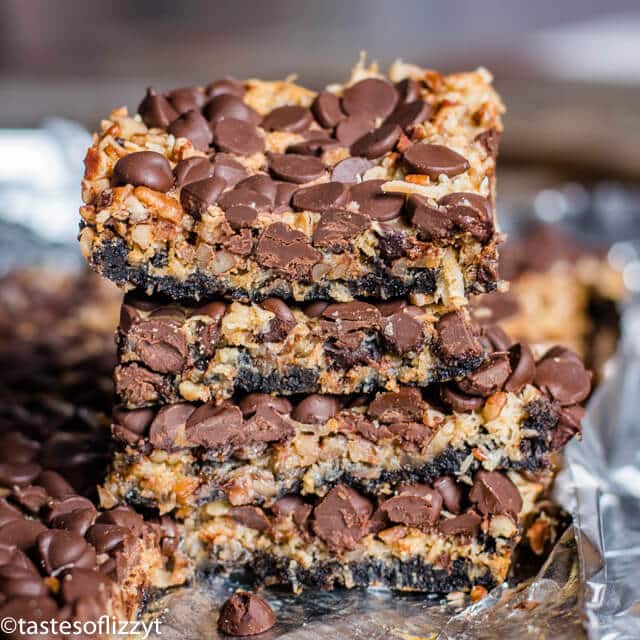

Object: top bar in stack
[79,60,504,304]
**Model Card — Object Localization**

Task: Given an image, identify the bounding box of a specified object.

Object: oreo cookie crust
[114,293,485,408]
[79,61,503,304]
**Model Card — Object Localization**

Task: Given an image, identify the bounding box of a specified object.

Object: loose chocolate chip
[149,404,195,449]
[239,394,292,418]
[312,209,369,252]
[331,156,374,183]
[435,311,482,363]
[349,179,404,221]
[166,87,206,114]
[395,78,421,103]
[206,79,246,99]
[255,222,321,279]
[311,91,344,128]
[203,94,261,126]
[439,384,484,412]
[439,193,494,242]
[12,485,48,514]
[225,205,258,230]
[229,506,270,531]
[96,506,144,536]
[129,319,188,375]
[384,100,431,130]
[112,406,155,437]
[312,484,372,551]
[474,291,520,325]
[218,591,276,636]
[260,298,296,324]
[335,115,375,146]
[0,462,41,487]
[0,596,59,631]
[218,187,272,212]
[458,353,512,397]
[0,564,49,600]
[0,433,40,464]
[48,506,95,537]
[268,153,325,184]
[173,156,214,187]
[368,388,424,423]
[406,194,455,240]
[483,325,513,352]
[552,404,586,449]
[433,477,462,514]
[138,87,178,129]
[261,105,312,132]
[275,182,297,211]
[61,567,112,605]
[291,395,340,424]
[342,78,398,120]
[439,509,482,535]
[504,342,536,393]
[469,471,522,517]
[403,143,470,179]
[45,495,95,524]
[534,348,592,406]
[350,123,402,159]
[0,499,22,527]
[113,151,173,192]
[382,310,424,355]
[475,128,501,158]
[185,404,244,448]
[0,518,47,549]
[381,488,442,527]
[214,118,265,156]
[37,529,97,574]
[36,471,75,500]
[237,174,279,203]
[321,301,382,332]
[271,496,312,527]
[287,135,339,156]
[180,176,226,218]
[292,182,349,212]
[168,110,213,150]
[211,153,249,186]
[85,524,129,554]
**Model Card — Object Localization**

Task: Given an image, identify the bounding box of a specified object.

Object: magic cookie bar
[115,293,486,408]
[183,468,554,592]
[79,60,504,304]
[100,335,591,516]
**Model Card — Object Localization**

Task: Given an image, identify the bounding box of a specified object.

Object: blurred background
[0,0,639,281]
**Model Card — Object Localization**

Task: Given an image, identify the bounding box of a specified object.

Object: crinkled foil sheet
[2,124,640,639]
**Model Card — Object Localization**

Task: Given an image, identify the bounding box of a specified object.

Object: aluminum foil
[2,125,640,639]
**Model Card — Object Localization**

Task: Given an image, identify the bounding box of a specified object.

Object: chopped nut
[483,391,507,421]
[470,585,488,602]
[405,174,430,186]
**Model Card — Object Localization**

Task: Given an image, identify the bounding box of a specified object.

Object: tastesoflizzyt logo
[0,615,162,638]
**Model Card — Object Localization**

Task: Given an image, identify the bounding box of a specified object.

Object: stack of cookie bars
[75,59,593,599]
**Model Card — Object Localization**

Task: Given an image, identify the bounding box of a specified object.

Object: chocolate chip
[166,87,206,114]
[321,301,382,332]
[384,100,431,130]
[272,496,312,527]
[218,187,272,213]
[149,404,195,449]
[376,300,407,316]
[380,487,442,527]
[48,506,95,537]
[238,394,292,418]
[168,110,213,150]
[349,179,404,221]
[218,592,276,636]
[403,143,470,179]
[304,301,329,317]
[129,319,188,375]
[0,564,49,600]
[268,153,325,184]
[261,106,312,132]
[96,506,144,536]
[0,462,41,487]
[85,524,129,554]
[335,115,374,145]
[211,153,249,186]
[311,91,344,128]
[259,298,296,343]
[0,433,40,464]
[395,78,421,103]
[180,175,226,218]
[312,209,369,252]
[483,325,513,352]
[173,156,214,187]
[473,291,519,324]
[37,529,97,574]
[287,135,339,156]
[0,518,47,549]
[504,342,536,393]
[214,118,265,156]
[434,311,482,363]
[0,499,22,527]
[292,182,349,212]
[433,477,462,514]
[331,157,374,183]
[475,128,501,158]
[185,404,244,448]
[439,385,484,412]
[312,484,372,551]
[113,151,173,192]
[138,88,178,129]
[368,388,424,423]
[438,193,493,242]
[224,205,257,230]
[439,509,482,535]
[458,353,512,397]
[534,347,592,406]
[203,94,261,126]
[291,395,340,424]
[11,485,48,514]
[387,422,433,447]
[552,404,586,448]
[0,597,59,630]
[61,567,112,605]
[229,506,270,531]
[206,79,246,99]
[470,471,522,517]
[342,78,398,120]
[244,404,294,444]
[255,223,321,278]
[36,471,75,500]
[350,123,402,159]
[238,174,280,203]
[382,310,424,355]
